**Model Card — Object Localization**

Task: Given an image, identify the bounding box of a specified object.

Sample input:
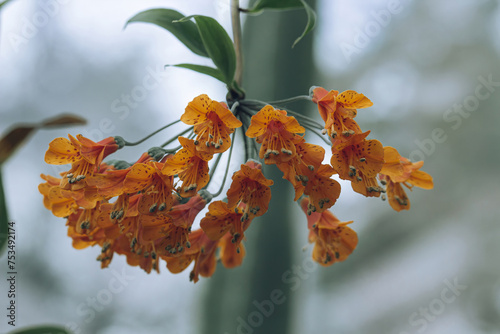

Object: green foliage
[126,9,209,57]
[292,0,316,48]
[190,15,237,86]
[169,64,226,83]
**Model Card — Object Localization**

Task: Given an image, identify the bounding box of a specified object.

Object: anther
[360,157,366,162]
[66,173,74,178]
[185,241,191,249]
[80,221,90,230]
[308,165,315,171]
[102,242,111,253]
[76,175,86,181]
[321,129,327,135]
[380,180,387,185]
[151,251,157,260]
[356,176,362,182]
[149,203,157,213]
[331,131,337,139]
[158,202,167,211]
[194,140,199,145]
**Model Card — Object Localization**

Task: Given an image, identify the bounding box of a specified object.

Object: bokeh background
[1,0,500,333]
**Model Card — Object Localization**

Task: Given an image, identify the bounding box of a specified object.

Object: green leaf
[126,9,208,58]
[191,15,237,85]
[248,0,303,13]
[169,64,226,83]
[292,0,316,48]
[0,169,7,257]
[8,325,71,334]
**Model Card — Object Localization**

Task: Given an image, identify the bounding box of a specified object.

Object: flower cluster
[40,89,433,282]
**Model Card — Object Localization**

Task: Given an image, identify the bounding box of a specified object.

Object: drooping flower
[300,197,358,266]
[168,194,207,229]
[45,135,119,190]
[39,174,79,217]
[226,160,274,219]
[277,142,341,212]
[164,229,218,283]
[246,105,305,164]
[218,232,246,268]
[312,87,372,139]
[200,201,251,248]
[330,131,385,197]
[181,94,242,154]
[161,137,212,198]
[379,146,434,211]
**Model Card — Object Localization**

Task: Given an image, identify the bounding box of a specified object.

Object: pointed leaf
[41,114,86,128]
[169,64,226,83]
[126,9,208,57]
[249,0,303,13]
[292,0,316,48]
[192,15,236,85]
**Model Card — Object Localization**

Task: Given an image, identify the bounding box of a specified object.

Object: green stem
[160,127,193,147]
[206,152,224,188]
[212,131,236,197]
[123,119,182,146]
[266,95,312,104]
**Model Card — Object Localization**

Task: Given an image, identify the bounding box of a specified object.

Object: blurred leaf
[0,113,86,164]
[126,9,209,57]
[8,325,71,334]
[292,0,316,48]
[169,64,226,83]
[248,0,303,13]
[0,126,36,165]
[41,114,86,127]
[0,0,14,10]
[192,15,236,85]
[0,169,7,256]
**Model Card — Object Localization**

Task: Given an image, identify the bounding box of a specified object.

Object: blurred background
[1,0,499,333]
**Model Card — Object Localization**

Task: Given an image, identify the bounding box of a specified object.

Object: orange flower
[226,160,274,219]
[123,161,175,215]
[164,229,218,283]
[312,87,372,139]
[87,152,152,198]
[246,105,304,164]
[277,142,340,212]
[181,94,242,154]
[200,201,251,247]
[161,137,212,197]
[379,146,433,211]
[45,135,119,190]
[330,131,384,197]
[219,232,246,268]
[300,197,358,266]
[168,194,207,229]
[39,174,78,217]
